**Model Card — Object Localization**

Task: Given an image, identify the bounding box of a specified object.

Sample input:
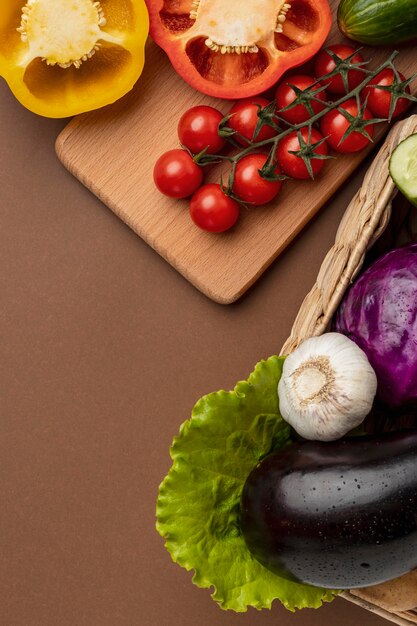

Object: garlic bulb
[278,332,377,442]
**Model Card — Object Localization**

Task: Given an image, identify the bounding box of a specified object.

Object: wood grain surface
[56,0,417,304]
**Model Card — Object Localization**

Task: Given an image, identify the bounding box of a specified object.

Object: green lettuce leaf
[156,356,337,612]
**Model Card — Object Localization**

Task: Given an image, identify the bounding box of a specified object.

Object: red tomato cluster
[153,105,241,233]
[154,45,411,234]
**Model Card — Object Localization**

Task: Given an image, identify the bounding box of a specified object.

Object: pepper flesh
[188,0,290,53]
[0,0,149,117]
[146,0,332,98]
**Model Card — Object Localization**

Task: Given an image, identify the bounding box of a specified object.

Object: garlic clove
[278,332,377,442]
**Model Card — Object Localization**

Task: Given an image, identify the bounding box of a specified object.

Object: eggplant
[240,430,417,589]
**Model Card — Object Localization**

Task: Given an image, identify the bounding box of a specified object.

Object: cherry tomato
[229,98,276,146]
[275,74,328,124]
[178,105,226,155]
[320,99,375,154]
[233,154,283,206]
[277,128,329,179]
[363,69,411,120]
[154,149,203,198]
[190,184,240,232]
[314,45,365,95]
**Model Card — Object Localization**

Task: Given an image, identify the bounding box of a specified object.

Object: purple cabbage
[334,243,417,408]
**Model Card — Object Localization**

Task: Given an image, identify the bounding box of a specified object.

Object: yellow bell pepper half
[0,0,149,118]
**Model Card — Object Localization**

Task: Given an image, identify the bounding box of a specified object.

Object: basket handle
[281,114,417,356]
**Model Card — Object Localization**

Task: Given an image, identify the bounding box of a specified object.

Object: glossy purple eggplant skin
[240,430,417,589]
[334,243,417,408]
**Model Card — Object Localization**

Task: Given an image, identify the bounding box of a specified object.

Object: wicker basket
[280,114,417,624]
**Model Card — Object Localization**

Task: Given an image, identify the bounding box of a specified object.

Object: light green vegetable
[156,356,338,612]
[338,0,417,46]
[390,134,417,207]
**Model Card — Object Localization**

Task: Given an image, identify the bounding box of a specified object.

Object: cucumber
[338,0,417,46]
[389,134,417,207]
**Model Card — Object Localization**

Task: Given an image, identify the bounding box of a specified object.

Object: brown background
[0,81,392,625]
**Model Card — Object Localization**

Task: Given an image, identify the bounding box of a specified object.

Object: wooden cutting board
[56,1,417,304]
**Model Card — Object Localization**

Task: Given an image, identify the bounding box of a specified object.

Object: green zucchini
[389,134,417,207]
[338,0,417,46]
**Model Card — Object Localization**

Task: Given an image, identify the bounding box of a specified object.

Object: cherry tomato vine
[205,50,415,192]
[154,47,417,232]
